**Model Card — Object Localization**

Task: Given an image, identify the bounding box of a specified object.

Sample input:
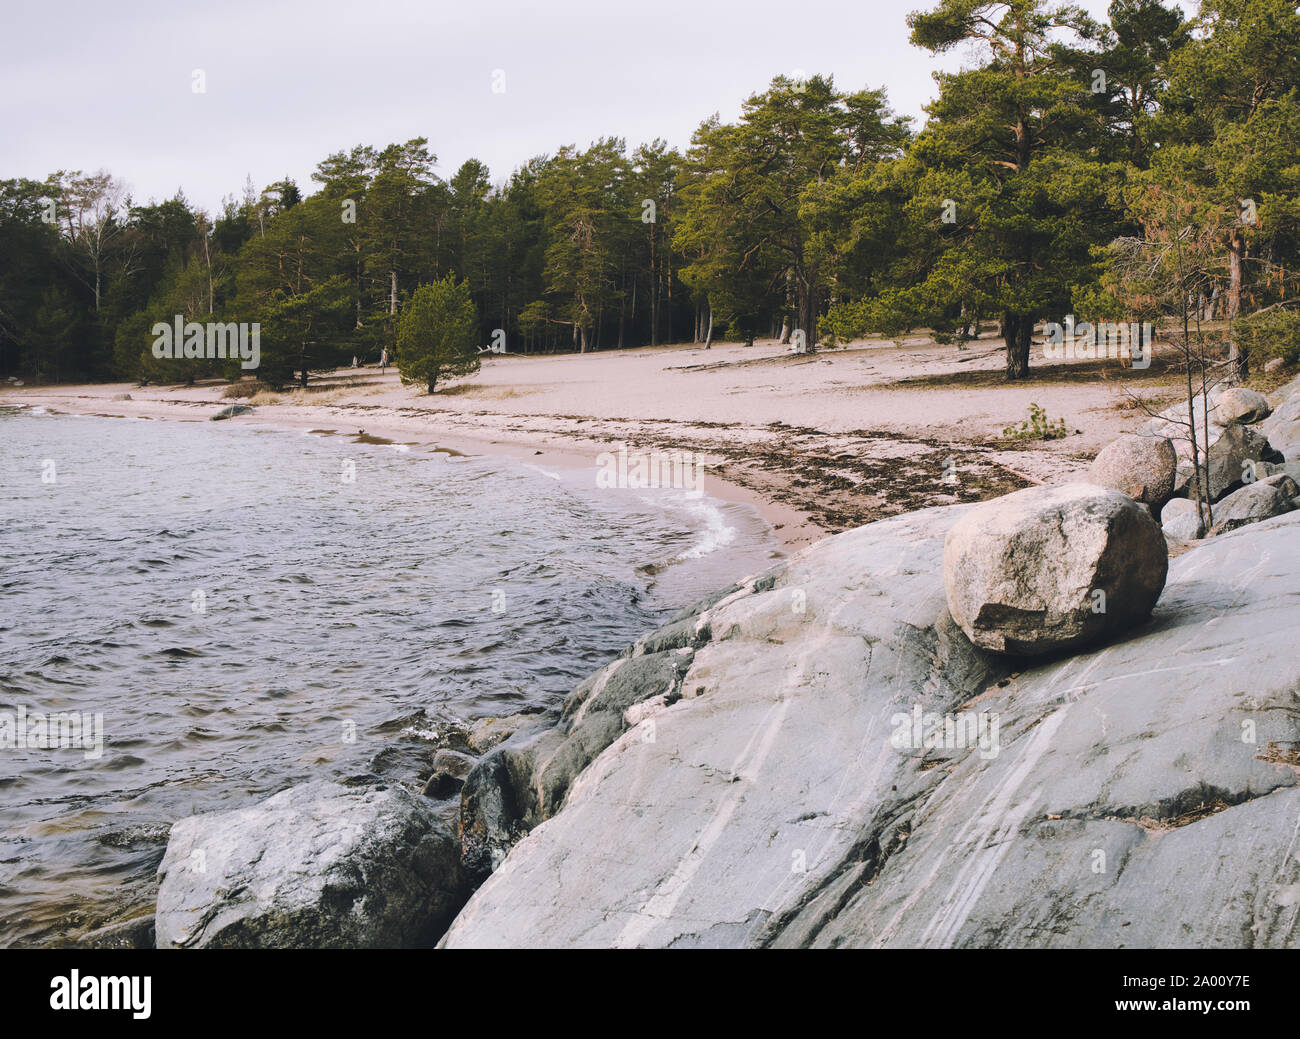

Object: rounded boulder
[944,483,1168,655]
[1088,434,1177,515]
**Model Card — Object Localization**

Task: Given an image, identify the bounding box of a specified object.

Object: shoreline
[3,399,788,948]
[1,335,1175,554]
[2,388,824,559]
[9,352,1296,949]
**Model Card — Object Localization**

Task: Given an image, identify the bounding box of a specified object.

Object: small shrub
[1002,402,1068,441]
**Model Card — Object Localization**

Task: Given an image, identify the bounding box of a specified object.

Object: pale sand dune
[1,334,1181,552]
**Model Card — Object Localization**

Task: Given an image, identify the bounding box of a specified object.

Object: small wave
[101,755,147,770]
[677,499,737,560]
[638,492,738,562]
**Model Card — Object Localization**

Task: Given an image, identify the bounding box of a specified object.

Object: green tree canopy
[395,274,481,393]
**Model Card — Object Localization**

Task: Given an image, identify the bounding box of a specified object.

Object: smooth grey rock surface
[458,625,713,876]
[441,508,1300,948]
[943,484,1167,655]
[1140,387,1223,442]
[155,780,466,948]
[443,505,1000,947]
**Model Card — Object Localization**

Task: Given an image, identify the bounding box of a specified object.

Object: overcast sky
[4,0,1117,213]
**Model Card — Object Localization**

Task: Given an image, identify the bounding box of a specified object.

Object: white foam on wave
[637,489,738,562]
[675,496,738,560]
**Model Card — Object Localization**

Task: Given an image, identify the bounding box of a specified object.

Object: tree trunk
[1227,229,1248,381]
[1004,313,1032,379]
[1227,229,1244,321]
[649,228,658,347]
[704,307,713,349]
[203,235,214,315]
[389,271,398,315]
[805,278,818,352]
[617,277,626,350]
[1228,341,1249,382]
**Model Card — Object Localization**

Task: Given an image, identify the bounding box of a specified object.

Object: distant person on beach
[379,348,389,372]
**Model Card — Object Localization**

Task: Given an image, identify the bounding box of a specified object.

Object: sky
[3,0,1118,214]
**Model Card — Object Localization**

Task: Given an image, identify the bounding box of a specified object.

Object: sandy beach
[3,334,1187,553]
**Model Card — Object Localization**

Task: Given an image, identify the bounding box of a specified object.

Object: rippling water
[0,406,778,946]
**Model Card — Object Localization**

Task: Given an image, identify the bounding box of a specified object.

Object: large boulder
[1272,459,1300,485]
[155,781,467,948]
[1260,391,1300,460]
[441,507,1300,949]
[942,484,1168,655]
[1087,434,1177,514]
[1207,473,1298,536]
[1210,386,1271,426]
[1190,423,1281,502]
[1139,387,1279,495]
[1160,497,1203,541]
